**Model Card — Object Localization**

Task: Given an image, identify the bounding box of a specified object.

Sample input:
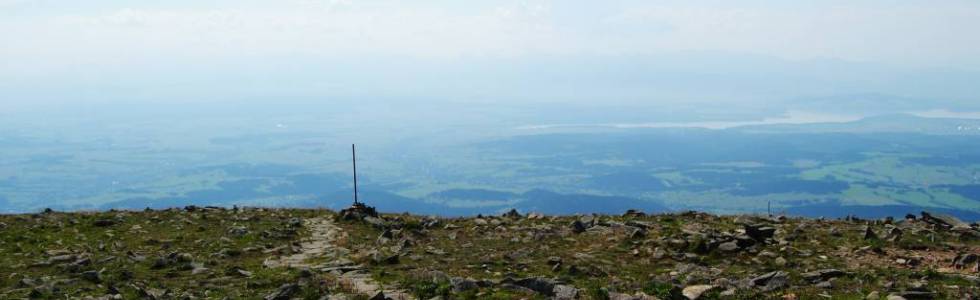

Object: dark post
[352,144,359,205]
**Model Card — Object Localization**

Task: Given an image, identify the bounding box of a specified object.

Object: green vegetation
[1,208,979,299]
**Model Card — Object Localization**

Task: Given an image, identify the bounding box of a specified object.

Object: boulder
[371,252,400,265]
[952,253,978,269]
[526,212,545,220]
[340,203,379,221]
[81,270,102,283]
[553,285,579,300]
[499,283,536,294]
[93,219,116,227]
[774,257,788,267]
[450,277,479,292]
[570,220,587,234]
[893,291,935,300]
[377,229,393,245]
[886,226,903,242]
[734,235,756,248]
[628,227,647,239]
[48,254,77,264]
[227,226,248,236]
[625,220,651,229]
[744,224,775,241]
[921,212,971,229]
[580,215,596,227]
[363,216,386,228]
[263,283,299,300]
[863,226,879,240]
[829,227,842,237]
[682,285,717,299]
[815,280,833,289]
[515,277,557,296]
[608,292,659,300]
[367,291,386,300]
[750,271,788,292]
[718,241,740,252]
[801,269,845,283]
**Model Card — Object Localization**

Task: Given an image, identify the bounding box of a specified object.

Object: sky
[2,0,980,114]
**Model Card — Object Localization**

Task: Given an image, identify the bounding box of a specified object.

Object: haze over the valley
[2,0,980,219]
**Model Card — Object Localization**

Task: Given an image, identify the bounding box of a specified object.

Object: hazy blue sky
[2,1,979,113]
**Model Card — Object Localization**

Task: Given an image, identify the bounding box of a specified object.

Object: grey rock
[81,270,102,283]
[668,238,689,250]
[570,220,587,234]
[744,224,775,241]
[682,285,717,299]
[450,277,479,292]
[93,219,116,227]
[515,277,557,296]
[750,271,788,292]
[363,216,386,228]
[175,253,193,263]
[191,264,210,275]
[864,226,879,240]
[953,253,978,269]
[608,292,658,300]
[48,254,77,264]
[371,252,400,265]
[887,227,903,242]
[774,257,787,267]
[815,280,833,289]
[628,227,647,239]
[18,277,38,288]
[227,226,248,236]
[921,211,970,229]
[499,283,536,294]
[801,269,845,283]
[625,220,651,229]
[894,291,935,300]
[829,227,842,237]
[150,257,168,269]
[553,284,579,300]
[718,241,740,252]
[580,215,596,227]
[264,283,299,300]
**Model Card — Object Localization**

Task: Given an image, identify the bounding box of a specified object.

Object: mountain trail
[264,217,412,299]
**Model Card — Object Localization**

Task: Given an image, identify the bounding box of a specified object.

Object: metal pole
[352,144,359,205]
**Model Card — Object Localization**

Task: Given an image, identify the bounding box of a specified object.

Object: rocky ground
[1,207,978,300]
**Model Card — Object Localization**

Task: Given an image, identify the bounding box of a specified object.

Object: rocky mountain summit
[1,207,978,299]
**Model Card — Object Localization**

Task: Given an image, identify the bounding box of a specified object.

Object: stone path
[264,217,412,300]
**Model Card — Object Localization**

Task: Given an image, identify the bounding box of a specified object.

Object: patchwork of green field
[3,114,980,220]
[801,155,980,187]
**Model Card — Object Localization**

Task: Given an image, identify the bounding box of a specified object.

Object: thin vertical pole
[352,144,359,205]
